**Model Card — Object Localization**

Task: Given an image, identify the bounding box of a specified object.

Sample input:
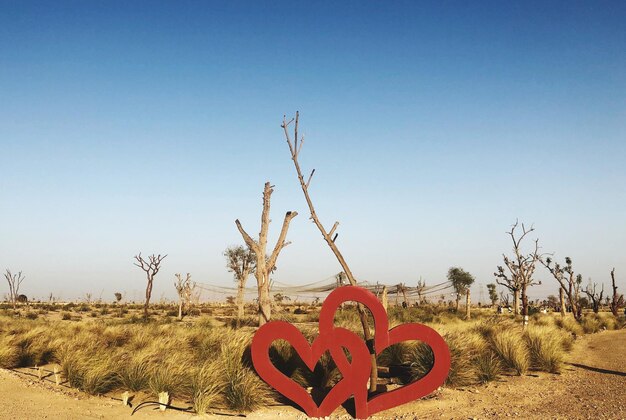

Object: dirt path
[1,329,624,419]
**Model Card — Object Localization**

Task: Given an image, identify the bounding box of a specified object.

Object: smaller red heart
[251,321,371,418]
[367,322,450,416]
[319,286,450,417]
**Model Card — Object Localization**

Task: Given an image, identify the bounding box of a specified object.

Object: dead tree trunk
[609,268,623,317]
[521,285,529,327]
[400,284,409,308]
[134,253,167,319]
[559,287,566,316]
[465,289,471,320]
[584,282,604,314]
[282,112,378,393]
[235,182,297,326]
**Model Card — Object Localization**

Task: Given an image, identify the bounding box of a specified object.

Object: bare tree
[416,278,426,305]
[235,182,297,326]
[174,273,195,320]
[133,253,167,318]
[4,269,25,310]
[584,281,604,314]
[541,256,583,321]
[282,112,379,392]
[494,221,541,325]
[609,268,624,316]
[499,290,511,308]
[224,245,257,320]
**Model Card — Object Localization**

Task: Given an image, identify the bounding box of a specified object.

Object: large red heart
[319,286,451,417]
[251,320,371,418]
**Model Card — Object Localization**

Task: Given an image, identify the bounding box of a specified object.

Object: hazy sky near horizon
[1,1,625,303]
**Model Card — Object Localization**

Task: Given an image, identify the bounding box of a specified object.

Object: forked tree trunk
[465,289,471,320]
[559,287,566,316]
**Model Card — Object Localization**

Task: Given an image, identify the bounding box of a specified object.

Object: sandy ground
[1,329,624,419]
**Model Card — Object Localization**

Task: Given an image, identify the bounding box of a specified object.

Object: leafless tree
[4,269,25,310]
[494,221,541,325]
[416,278,426,305]
[584,281,604,314]
[541,256,583,321]
[235,182,297,326]
[499,290,511,308]
[224,245,257,320]
[133,253,167,318]
[174,273,195,320]
[609,268,624,316]
[282,112,379,392]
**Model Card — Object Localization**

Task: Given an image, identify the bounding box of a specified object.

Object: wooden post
[122,391,130,406]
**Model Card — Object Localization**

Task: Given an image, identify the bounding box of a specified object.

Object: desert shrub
[580,316,601,334]
[116,356,151,391]
[443,331,487,386]
[475,351,502,383]
[525,326,564,373]
[227,316,257,329]
[192,361,223,414]
[407,342,435,382]
[378,342,410,367]
[61,312,72,320]
[24,312,38,320]
[148,366,189,397]
[82,358,121,395]
[490,329,529,375]
[555,316,584,337]
[220,332,271,411]
[0,338,20,368]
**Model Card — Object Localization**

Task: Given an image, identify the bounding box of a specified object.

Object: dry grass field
[1,301,624,418]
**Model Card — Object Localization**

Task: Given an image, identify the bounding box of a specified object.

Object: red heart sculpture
[252,286,450,419]
[251,320,371,418]
[319,286,451,417]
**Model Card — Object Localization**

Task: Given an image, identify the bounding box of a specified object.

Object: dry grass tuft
[490,329,529,375]
[525,326,564,373]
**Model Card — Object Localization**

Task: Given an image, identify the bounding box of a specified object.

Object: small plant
[61,312,72,321]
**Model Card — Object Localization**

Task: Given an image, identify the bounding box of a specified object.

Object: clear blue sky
[1,1,624,303]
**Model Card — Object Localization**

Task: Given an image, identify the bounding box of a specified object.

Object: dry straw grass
[490,328,529,375]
